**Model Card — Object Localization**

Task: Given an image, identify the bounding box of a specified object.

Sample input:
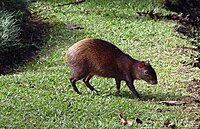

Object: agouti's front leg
[125,78,140,99]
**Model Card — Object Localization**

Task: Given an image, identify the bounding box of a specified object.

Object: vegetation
[0,0,199,128]
[0,0,48,74]
[0,10,20,51]
[0,0,30,51]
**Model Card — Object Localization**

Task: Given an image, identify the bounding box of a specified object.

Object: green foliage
[0,0,31,12]
[0,0,31,52]
[0,0,31,24]
[0,10,20,51]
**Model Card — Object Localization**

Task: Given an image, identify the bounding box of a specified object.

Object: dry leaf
[118,111,133,126]
[160,101,187,106]
[65,23,84,30]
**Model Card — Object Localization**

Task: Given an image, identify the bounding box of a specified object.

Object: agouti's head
[136,61,157,85]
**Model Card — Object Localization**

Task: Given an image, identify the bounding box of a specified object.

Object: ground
[0,0,199,128]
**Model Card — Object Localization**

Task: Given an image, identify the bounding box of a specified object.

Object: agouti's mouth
[148,80,157,85]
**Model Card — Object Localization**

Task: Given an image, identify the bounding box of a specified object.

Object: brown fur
[66,38,157,99]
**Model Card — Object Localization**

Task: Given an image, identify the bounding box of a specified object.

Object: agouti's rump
[66,38,157,99]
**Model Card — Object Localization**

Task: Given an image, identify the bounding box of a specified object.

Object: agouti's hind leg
[70,77,81,94]
[83,75,98,92]
[70,72,86,94]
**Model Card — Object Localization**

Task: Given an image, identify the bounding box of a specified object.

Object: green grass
[0,0,200,128]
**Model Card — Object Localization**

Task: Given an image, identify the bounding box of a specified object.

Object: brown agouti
[66,38,157,99]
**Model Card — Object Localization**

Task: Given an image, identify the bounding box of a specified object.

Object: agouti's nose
[149,80,157,85]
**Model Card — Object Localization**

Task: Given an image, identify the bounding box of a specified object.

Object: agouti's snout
[66,38,157,99]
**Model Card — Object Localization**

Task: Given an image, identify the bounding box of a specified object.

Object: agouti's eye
[144,70,149,75]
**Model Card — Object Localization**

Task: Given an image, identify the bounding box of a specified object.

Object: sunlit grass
[0,0,199,128]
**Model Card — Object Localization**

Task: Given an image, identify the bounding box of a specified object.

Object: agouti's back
[66,38,157,99]
[67,38,134,78]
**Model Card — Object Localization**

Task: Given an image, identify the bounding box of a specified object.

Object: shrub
[0,0,31,52]
[0,0,31,12]
[0,10,21,52]
[0,0,49,74]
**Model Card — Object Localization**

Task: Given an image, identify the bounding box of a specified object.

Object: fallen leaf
[65,23,84,30]
[118,111,133,126]
[160,101,187,106]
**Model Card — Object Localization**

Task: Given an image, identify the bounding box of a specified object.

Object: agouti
[66,38,157,99]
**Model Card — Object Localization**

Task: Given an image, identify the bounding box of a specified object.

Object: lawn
[0,0,199,128]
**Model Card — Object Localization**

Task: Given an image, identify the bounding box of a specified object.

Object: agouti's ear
[138,61,145,68]
[145,60,150,66]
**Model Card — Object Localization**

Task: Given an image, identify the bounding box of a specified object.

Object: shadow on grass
[107,90,181,102]
[0,18,49,74]
[0,21,81,75]
[0,0,86,75]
